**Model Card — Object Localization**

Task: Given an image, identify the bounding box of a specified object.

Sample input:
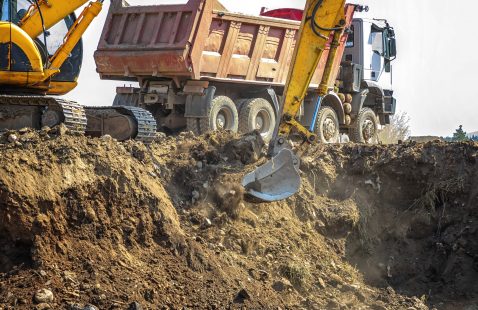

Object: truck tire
[199,96,238,133]
[350,108,378,144]
[314,106,340,143]
[238,98,276,142]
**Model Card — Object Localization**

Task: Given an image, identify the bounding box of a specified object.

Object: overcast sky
[69,0,478,136]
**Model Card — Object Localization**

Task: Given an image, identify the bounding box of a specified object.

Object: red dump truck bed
[95,0,355,88]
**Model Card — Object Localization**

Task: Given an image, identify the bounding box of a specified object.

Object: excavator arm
[19,0,103,78]
[242,0,348,202]
[19,0,95,38]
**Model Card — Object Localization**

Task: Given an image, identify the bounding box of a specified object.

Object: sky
[69,0,478,137]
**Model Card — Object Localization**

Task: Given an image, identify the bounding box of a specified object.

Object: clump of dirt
[0,126,476,309]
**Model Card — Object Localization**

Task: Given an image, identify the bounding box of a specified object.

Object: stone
[234,288,250,303]
[196,161,203,169]
[83,305,99,310]
[128,302,143,310]
[34,288,54,303]
[7,134,17,143]
[36,303,51,310]
[203,218,212,227]
[272,279,292,292]
[68,303,84,310]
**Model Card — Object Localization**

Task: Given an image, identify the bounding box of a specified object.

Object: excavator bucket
[242,149,301,202]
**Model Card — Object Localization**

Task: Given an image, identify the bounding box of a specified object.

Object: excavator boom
[19,0,94,38]
[242,0,348,202]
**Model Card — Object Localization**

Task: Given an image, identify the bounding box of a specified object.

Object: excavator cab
[0,0,83,95]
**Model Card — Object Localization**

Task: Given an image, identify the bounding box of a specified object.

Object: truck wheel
[238,98,276,142]
[314,106,340,143]
[350,108,378,144]
[200,96,238,133]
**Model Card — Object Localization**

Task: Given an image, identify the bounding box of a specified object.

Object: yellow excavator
[243,0,349,201]
[0,0,156,142]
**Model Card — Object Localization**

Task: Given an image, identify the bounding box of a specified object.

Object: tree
[452,125,468,142]
[378,111,411,144]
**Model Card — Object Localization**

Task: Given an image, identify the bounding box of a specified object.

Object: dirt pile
[0,127,476,309]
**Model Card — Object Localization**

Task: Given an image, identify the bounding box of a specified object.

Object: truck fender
[184,86,216,118]
[350,89,369,117]
[360,80,386,113]
[322,92,345,125]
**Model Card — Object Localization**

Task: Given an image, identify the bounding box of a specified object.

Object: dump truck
[94,0,397,143]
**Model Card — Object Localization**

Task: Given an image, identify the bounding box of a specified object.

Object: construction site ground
[0,127,477,309]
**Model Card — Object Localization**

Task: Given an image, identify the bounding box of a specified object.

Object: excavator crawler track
[0,95,87,133]
[84,106,157,143]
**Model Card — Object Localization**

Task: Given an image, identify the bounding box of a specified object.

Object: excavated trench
[301,141,478,308]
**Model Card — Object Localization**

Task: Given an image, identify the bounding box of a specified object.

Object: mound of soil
[0,127,476,309]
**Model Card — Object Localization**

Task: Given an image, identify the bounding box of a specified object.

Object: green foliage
[452,125,468,142]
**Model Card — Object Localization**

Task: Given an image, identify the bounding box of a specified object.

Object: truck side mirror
[388,37,397,58]
[384,60,391,73]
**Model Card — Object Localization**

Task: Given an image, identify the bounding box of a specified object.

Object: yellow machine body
[0,0,102,95]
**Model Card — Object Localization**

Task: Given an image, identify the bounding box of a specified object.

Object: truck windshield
[370,30,383,55]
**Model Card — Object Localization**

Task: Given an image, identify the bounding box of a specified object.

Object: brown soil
[0,127,476,309]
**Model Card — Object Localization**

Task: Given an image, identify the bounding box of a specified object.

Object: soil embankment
[0,128,476,309]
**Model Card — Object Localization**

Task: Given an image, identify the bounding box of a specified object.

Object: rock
[155,132,167,140]
[18,127,29,134]
[41,126,51,133]
[317,277,326,289]
[50,124,68,136]
[68,303,84,310]
[34,288,54,303]
[196,161,203,169]
[18,298,28,304]
[128,302,143,310]
[83,305,99,310]
[203,218,212,227]
[234,288,250,303]
[272,279,292,292]
[36,303,51,310]
[7,134,17,143]
[100,134,112,141]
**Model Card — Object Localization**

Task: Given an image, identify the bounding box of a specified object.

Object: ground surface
[0,127,477,309]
